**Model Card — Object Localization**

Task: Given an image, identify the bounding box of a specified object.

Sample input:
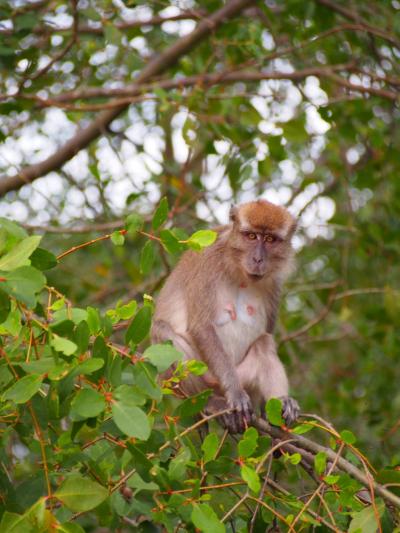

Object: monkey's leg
[237,334,300,426]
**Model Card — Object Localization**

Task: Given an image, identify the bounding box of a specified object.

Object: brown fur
[151,199,298,432]
[239,199,295,232]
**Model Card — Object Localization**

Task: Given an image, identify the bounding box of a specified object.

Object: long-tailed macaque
[151,199,299,433]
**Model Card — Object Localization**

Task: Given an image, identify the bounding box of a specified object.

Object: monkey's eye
[264,234,275,243]
[247,233,257,240]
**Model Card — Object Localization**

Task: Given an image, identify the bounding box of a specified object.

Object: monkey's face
[231,228,293,281]
[228,200,296,282]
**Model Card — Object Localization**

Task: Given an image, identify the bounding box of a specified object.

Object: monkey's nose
[252,256,263,265]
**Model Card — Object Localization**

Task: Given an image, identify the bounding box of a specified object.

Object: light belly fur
[215,286,267,364]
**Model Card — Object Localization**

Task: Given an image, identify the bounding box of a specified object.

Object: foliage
[0,210,399,532]
[0,0,400,531]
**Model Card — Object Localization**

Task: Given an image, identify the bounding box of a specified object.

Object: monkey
[151,199,299,433]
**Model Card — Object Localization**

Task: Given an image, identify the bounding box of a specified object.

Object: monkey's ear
[229,205,238,223]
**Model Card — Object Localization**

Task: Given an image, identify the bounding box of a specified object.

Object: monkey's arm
[189,324,253,426]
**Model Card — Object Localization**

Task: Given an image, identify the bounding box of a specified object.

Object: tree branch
[0,0,254,197]
[254,418,400,509]
[0,10,205,36]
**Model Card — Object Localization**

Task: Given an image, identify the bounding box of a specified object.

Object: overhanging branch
[255,418,400,509]
[0,0,254,197]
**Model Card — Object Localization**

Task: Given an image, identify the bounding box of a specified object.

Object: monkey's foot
[225,389,254,434]
[279,396,300,426]
[206,393,253,434]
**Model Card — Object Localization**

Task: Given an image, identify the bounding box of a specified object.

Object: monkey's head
[228,199,297,282]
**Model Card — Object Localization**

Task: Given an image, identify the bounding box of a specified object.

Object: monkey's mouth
[247,273,264,281]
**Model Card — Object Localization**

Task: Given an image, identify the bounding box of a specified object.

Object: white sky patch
[251,95,270,120]
[254,139,268,160]
[162,19,196,36]
[306,105,330,135]
[143,131,165,163]
[261,30,275,51]
[64,151,89,182]
[106,178,135,211]
[300,196,336,240]
[303,76,328,106]
[346,144,366,166]
[214,140,230,155]
[279,159,298,185]
[291,183,324,215]
[33,173,65,196]
[171,111,190,163]
[66,188,85,208]
[301,159,315,174]
[202,155,225,190]
[258,121,282,135]
[261,187,292,205]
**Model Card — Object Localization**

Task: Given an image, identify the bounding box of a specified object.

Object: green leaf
[140,240,155,274]
[0,511,33,533]
[168,447,191,481]
[29,248,57,270]
[0,266,45,308]
[288,453,302,465]
[50,298,65,311]
[186,359,208,375]
[265,398,284,426]
[125,213,144,236]
[111,401,150,440]
[110,231,125,246]
[3,374,43,404]
[160,229,182,254]
[191,504,225,533]
[74,358,104,376]
[143,343,183,372]
[340,429,356,445]
[57,523,85,533]
[0,236,41,271]
[152,197,169,230]
[51,335,78,356]
[116,300,137,320]
[17,359,56,374]
[86,306,101,334]
[133,361,162,401]
[186,230,217,250]
[55,474,108,512]
[314,451,327,475]
[0,288,10,323]
[15,13,38,31]
[53,307,87,325]
[113,384,146,406]
[69,388,106,420]
[0,218,27,239]
[125,305,152,344]
[323,474,340,485]
[268,135,285,161]
[241,464,261,493]
[201,433,219,463]
[75,320,90,353]
[238,427,258,458]
[291,423,313,435]
[348,501,385,533]
[175,390,212,418]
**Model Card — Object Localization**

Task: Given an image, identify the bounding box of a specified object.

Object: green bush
[0,211,399,533]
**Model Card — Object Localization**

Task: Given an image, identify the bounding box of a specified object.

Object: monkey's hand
[279,396,300,427]
[226,388,254,434]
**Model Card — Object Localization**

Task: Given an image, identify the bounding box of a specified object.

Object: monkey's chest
[215,287,267,364]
